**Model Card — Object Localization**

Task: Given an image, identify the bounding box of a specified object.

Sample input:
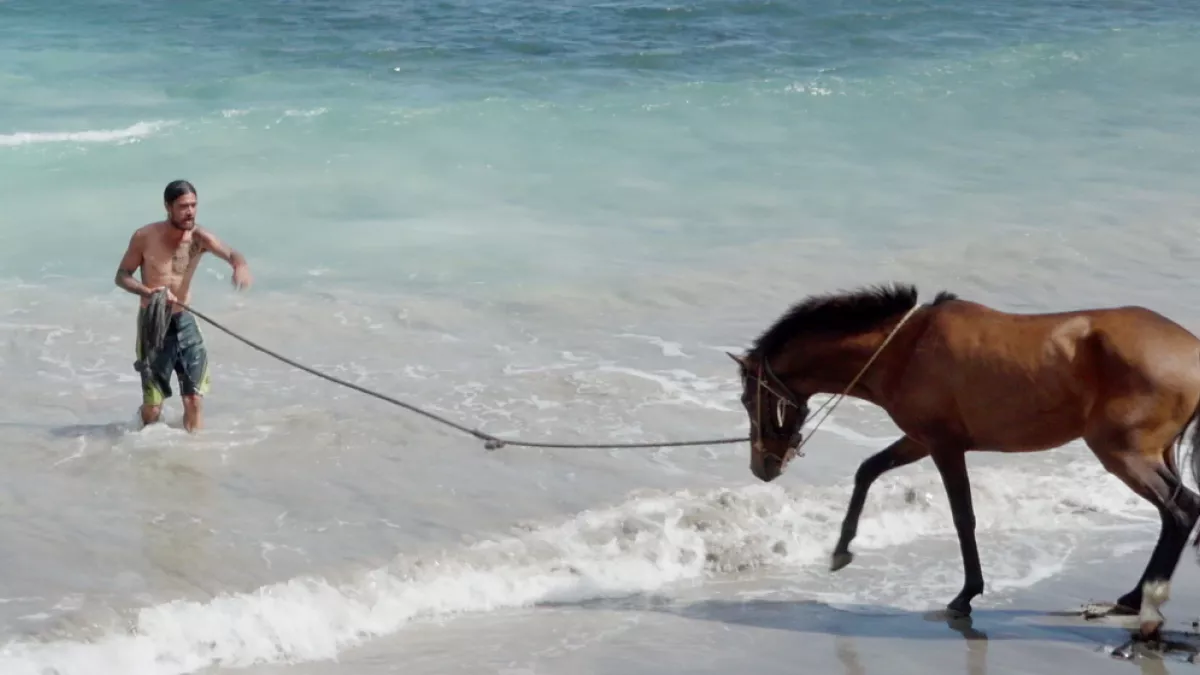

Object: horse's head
[728,284,933,482]
[727,351,808,482]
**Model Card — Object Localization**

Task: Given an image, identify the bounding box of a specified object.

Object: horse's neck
[795,328,897,403]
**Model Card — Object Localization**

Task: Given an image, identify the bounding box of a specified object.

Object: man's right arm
[114,230,151,298]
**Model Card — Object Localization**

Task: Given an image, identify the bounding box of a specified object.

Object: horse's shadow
[545,594,1200,671]
[653,597,996,641]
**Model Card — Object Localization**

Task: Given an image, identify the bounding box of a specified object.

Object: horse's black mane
[749,283,958,359]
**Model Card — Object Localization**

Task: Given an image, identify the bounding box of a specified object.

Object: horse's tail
[1183,389,1200,545]
[1186,398,1200,487]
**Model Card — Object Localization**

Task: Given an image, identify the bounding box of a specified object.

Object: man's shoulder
[133,221,165,238]
[192,225,219,246]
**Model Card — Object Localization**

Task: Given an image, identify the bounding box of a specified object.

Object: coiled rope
[168,298,749,451]
[134,289,174,377]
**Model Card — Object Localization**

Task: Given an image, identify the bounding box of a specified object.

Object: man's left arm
[197,228,252,290]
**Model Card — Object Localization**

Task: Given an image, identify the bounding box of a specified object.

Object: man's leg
[175,312,210,433]
[135,308,172,427]
[182,395,203,432]
[139,362,172,426]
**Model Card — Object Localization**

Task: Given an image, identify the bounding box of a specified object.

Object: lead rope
[173,300,918,454]
[174,301,748,451]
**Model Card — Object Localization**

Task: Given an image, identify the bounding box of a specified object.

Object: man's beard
[169,216,194,230]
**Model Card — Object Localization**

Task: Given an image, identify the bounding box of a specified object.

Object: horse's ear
[726,351,748,368]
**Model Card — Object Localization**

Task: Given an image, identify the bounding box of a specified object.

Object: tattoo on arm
[115,269,152,298]
[115,231,151,297]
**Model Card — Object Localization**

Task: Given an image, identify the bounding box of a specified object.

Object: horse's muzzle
[751,445,794,483]
[751,456,782,482]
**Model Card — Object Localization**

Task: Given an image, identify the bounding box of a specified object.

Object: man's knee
[140,404,162,425]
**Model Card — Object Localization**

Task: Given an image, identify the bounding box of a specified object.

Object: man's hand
[152,286,179,306]
[231,263,253,291]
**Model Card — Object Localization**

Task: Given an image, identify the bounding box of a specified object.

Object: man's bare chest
[145,237,204,274]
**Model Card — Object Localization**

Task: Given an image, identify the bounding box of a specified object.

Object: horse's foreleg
[931,446,984,618]
[831,435,929,571]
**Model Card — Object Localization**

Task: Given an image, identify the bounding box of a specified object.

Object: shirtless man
[114,180,253,432]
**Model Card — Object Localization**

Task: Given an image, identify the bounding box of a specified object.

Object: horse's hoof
[830,551,854,572]
[946,600,973,619]
[1139,581,1170,635]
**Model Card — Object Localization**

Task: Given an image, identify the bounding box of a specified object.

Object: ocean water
[4,0,1200,673]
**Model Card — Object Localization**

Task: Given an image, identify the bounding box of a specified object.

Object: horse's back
[904,298,1200,451]
[936,299,1200,347]
[931,299,1200,379]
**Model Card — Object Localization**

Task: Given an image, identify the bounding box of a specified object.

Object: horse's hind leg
[1131,449,1200,636]
[1086,440,1200,636]
[831,435,930,571]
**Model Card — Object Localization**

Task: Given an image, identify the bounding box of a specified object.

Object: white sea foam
[0,457,1152,675]
[0,121,174,147]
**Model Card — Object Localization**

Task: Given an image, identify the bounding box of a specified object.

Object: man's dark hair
[164,180,197,205]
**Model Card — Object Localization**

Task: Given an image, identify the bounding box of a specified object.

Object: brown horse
[727,283,1200,638]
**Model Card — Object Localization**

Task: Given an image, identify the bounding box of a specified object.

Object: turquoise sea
[3,1,1200,673]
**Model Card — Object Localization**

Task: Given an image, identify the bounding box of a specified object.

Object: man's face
[166,193,197,230]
